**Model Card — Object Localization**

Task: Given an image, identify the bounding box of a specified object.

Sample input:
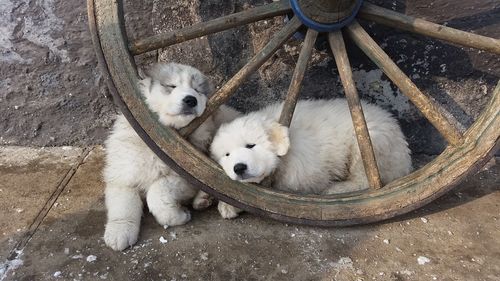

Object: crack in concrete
[5,146,95,263]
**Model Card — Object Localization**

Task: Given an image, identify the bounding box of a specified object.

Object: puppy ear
[201,75,215,96]
[268,122,290,156]
[137,67,147,79]
[138,76,153,97]
[207,79,215,96]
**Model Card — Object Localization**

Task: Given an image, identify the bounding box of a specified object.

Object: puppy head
[139,63,214,129]
[210,116,290,183]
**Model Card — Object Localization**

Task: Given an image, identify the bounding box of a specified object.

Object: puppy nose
[233,163,247,176]
[183,95,198,108]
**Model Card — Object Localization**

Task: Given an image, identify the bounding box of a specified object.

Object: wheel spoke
[179,17,303,136]
[328,31,383,190]
[129,0,291,55]
[262,28,317,188]
[279,28,318,127]
[359,2,500,55]
[345,21,463,146]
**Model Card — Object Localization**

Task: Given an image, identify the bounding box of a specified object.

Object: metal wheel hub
[290,0,363,32]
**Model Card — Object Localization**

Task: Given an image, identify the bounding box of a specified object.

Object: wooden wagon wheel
[88,0,500,226]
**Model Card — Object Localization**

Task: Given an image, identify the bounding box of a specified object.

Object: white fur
[103,63,239,250]
[211,99,412,218]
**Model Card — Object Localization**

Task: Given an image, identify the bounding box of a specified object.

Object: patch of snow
[0,0,68,63]
[71,254,84,259]
[0,0,31,63]
[86,255,97,262]
[329,257,354,270]
[64,248,69,255]
[159,236,168,244]
[400,269,414,276]
[352,69,412,119]
[417,256,431,265]
[0,250,24,281]
[22,0,69,62]
[420,217,428,223]
[53,271,62,277]
[200,252,208,261]
[163,225,169,230]
[440,63,447,73]
[383,239,390,244]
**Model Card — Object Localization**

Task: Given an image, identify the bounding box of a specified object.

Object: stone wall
[1,0,499,155]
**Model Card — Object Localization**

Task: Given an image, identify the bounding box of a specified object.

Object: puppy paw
[152,206,191,226]
[192,192,214,210]
[218,202,241,219]
[104,221,140,251]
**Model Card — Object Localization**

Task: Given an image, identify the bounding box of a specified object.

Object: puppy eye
[245,144,256,149]
[162,84,176,89]
[225,153,230,157]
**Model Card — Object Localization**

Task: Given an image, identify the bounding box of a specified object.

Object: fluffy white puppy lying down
[103,63,239,250]
[210,99,412,218]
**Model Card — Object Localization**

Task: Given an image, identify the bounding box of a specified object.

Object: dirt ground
[0,147,499,281]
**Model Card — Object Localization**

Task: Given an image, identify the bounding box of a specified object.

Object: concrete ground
[0,146,499,281]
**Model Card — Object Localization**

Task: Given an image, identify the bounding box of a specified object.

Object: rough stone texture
[1,0,499,153]
[0,146,83,261]
[0,148,498,280]
[0,0,154,147]
[153,0,500,155]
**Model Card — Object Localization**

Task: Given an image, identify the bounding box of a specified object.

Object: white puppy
[103,63,239,250]
[210,99,412,219]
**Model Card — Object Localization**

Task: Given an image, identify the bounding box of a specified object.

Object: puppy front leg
[146,177,195,226]
[104,185,143,251]
[192,190,214,210]
[323,153,370,194]
[218,201,242,219]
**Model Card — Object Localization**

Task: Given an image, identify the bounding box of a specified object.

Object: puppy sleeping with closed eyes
[210,99,412,219]
[103,62,240,250]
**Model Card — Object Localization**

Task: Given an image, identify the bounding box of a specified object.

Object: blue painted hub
[289,0,364,32]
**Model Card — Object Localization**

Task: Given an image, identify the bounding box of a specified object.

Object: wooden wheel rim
[89,0,500,226]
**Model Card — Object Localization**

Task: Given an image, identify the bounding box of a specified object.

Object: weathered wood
[129,0,291,55]
[328,31,383,190]
[179,17,303,136]
[359,2,500,55]
[279,28,318,127]
[91,0,499,226]
[346,21,463,146]
[297,0,357,24]
[263,29,317,188]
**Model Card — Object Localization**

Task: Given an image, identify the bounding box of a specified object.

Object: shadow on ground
[1,147,499,280]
